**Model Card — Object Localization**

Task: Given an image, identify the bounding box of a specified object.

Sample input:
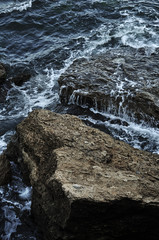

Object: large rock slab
[59,48,159,126]
[5,109,159,240]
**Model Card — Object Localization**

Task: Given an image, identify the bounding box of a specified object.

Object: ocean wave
[0,0,33,14]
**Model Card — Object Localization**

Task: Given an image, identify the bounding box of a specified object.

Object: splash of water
[0,0,33,15]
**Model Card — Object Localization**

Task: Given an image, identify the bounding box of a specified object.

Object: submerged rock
[59,47,159,126]
[9,73,31,86]
[0,65,31,103]
[4,109,159,240]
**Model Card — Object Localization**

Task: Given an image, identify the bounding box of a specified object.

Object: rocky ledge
[4,109,159,240]
[59,47,159,126]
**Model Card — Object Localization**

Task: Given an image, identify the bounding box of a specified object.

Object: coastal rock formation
[0,63,6,84]
[0,154,11,185]
[4,109,159,240]
[59,47,159,125]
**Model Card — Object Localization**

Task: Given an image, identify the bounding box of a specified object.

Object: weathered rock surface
[0,154,11,185]
[59,47,159,125]
[0,63,6,84]
[5,109,159,240]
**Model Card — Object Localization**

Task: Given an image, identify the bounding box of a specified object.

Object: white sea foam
[116,15,159,52]
[0,187,4,196]
[19,187,32,200]
[0,137,7,154]
[0,0,33,14]
[21,68,59,111]
[80,12,159,55]
[86,108,159,154]
[0,162,34,239]
[0,68,60,122]
[0,130,14,154]
[21,200,31,211]
[1,206,21,240]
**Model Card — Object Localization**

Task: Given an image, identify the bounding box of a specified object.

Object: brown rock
[5,109,159,240]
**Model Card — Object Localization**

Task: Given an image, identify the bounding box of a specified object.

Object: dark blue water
[0,0,159,239]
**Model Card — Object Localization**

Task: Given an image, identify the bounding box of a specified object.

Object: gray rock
[59,48,159,126]
[4,109,159,240]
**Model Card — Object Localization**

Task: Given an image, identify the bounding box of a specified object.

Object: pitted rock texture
[5,109,159,240]
[59,47,159,126]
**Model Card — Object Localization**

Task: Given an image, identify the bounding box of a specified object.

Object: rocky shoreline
[0,49,159,239]
[1,109,159,240]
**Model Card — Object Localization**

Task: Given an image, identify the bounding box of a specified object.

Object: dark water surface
[0,0,159,239]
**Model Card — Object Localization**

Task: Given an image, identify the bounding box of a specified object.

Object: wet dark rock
[65,104,108,122]
[0,154,11,185]
[0,66,31,103]
[59,47,159,126]
[134,91,159,120]
[10,73,31,86]
[0,63,6,84]
[4,109,159,240]
[110,118,129,126]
